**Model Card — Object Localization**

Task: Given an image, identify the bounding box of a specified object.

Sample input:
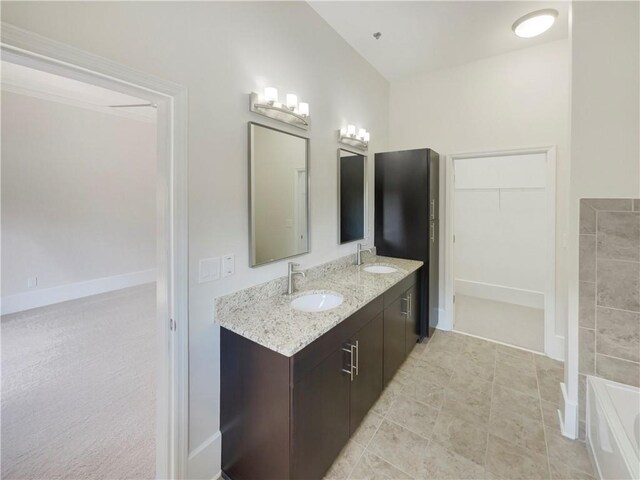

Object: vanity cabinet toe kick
[221,269,420,480]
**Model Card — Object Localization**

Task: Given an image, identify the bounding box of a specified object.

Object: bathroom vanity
[218,256,422,480]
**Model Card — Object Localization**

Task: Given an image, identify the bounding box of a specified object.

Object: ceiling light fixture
[512,9,558,38]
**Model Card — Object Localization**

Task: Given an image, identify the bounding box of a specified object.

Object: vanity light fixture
[512,9,558,38]
[250,87,310,130]
[339,123,370,151]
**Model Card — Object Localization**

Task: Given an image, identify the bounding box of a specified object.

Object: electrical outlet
[199,257,220,283]
[222,254,235,277]
[27,276,38,289]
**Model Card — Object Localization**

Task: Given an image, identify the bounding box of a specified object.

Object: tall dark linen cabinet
[374,148,440,339]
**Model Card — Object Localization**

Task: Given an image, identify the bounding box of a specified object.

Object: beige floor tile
[448,369,494,399]
[496,344,535,362]
[453,354,496,382]
[492,384,542,421]
[494,362,539,398]
[371,381,404,416]
[415,441,487,479]
[420,347,460,373]
[495,350,537,377]
[440,394,492,427]
[550,464,595,480]
[366,420,430,478]
[488,408,547,456]
[349,451,413,480]
[400,356,453,387]
[386,395,439,439]
[545,427,594,477]
[351,411,383,447]
[534,354,563,371]
[401,378,445,410]
[431,411,489,466]
[540,400,561,431]
[324,441,365,480]
[485,434,550,480]
[538,373,562,405]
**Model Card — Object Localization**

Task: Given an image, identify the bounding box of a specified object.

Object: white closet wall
[454,153,546,308]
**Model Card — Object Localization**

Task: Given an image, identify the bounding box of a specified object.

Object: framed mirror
[338,149,366,244]
[249,123,309,266]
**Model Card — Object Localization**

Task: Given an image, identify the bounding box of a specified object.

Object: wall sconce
[250,87,310,130]
[339,123,370,151]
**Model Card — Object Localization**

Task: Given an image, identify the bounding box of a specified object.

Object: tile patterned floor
[325,330,594,480]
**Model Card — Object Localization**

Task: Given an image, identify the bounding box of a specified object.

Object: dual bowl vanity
[217,255,423,480]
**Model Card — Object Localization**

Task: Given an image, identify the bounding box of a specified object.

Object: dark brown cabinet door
[291,347,351,480]
[405,283,420,354]
[383,295,408,385]
[350,313,383,433]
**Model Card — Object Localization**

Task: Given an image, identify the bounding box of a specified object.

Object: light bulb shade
[358,128,367,140]
[286,93,298,110]
[512,9,558,38]
[364,132,370,143]
[347,125,356,136]
[264,87,278,104]
[298,102,309,117]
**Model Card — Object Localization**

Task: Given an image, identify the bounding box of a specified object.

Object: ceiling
[1,61,156,121]
[309,1,569,80]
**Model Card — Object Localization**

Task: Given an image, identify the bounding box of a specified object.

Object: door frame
[1,23,189,478]
[444,146,561,359]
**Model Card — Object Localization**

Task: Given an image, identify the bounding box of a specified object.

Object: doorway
[1,25,188,479]
[445,148,556,354]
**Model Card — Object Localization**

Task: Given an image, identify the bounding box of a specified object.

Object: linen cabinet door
[291,347,351,480]
[350,313,383,433]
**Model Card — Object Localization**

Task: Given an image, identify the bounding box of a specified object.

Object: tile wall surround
[578,198,640,426]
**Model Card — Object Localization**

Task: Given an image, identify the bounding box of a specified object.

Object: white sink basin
[363,265,398,274]
[291,293,343,312]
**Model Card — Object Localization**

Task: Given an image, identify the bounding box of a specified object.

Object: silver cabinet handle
[430,223,435,243]
[430,199,435,219]
[401,295,409,316]
[342,343,356,381]
[408,293,412,317]
[354,340,359,376]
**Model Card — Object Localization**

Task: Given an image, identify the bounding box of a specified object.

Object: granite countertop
[216,255,423,357]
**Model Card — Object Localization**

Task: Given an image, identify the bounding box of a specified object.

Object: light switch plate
[222,254,235,277]
[199,257,220,283]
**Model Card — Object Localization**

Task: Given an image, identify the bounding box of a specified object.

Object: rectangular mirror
[249,123,309,266]
[338,149,366,244]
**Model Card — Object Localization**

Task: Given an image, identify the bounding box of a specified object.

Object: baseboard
[561,382,579,439]
[1,268,156,315]
[455,279,544,309]
[188,431,221,480]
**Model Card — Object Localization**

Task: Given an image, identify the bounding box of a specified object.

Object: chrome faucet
[356,243,374,266]
[287,262,306,295]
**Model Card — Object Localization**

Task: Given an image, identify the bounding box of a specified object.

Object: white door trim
[444,146,561,359]
[1,23,189,479]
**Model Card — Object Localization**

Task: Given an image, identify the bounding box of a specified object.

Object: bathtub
[587,376,640,480]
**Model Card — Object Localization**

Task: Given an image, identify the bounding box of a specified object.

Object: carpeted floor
[1,283,156,480]
[454,294,544,352]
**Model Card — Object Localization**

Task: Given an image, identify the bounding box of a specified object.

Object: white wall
[454,154,547,308]
[564,1,640,437]
[1,91,156,305]
[0,3,390,477]
[389,40,570,340]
